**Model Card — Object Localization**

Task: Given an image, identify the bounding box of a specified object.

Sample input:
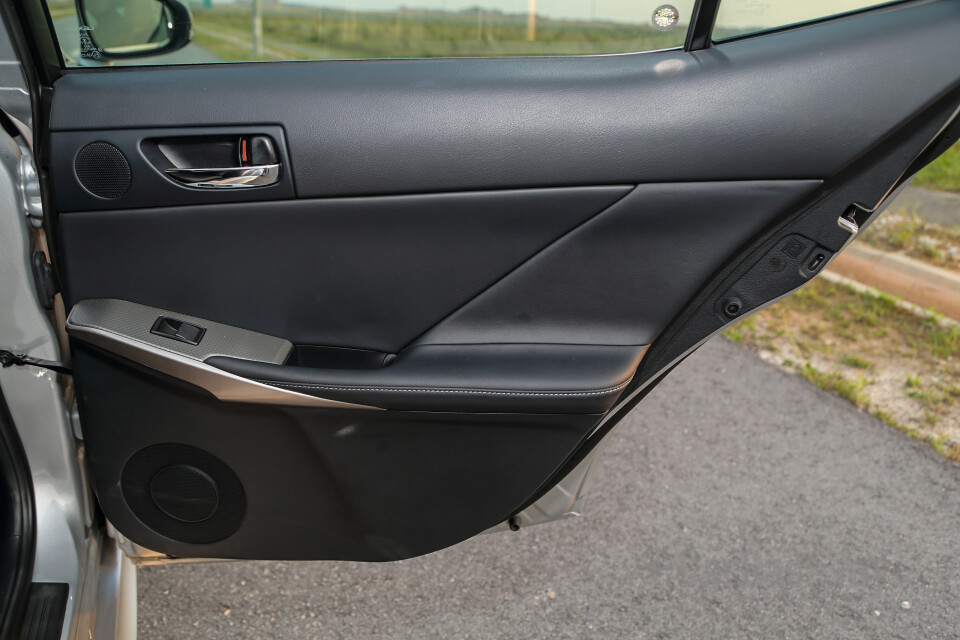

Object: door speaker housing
[121,443,245,544]
[75,142,131,198]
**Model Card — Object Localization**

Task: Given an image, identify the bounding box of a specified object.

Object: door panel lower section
[73,342,597,561]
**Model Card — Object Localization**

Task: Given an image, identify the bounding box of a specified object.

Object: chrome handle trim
[164,164,280,188]
[66,307,379,411]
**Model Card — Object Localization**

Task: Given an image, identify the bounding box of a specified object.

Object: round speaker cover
[122,444,246,544]
[75,142,131,199]
[150,464,220,523]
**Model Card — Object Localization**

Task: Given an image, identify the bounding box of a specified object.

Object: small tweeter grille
[121,444,246,544]
[75,142,131,198]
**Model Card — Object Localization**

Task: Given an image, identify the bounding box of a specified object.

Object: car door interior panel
[45,0,960,561]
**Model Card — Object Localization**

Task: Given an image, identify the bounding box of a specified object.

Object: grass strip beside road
[725,276,960,461]
[913,140,960,195]
[861,209,960,273]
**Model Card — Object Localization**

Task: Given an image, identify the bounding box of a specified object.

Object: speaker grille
[75,142,131,199]
[150,464,220,523]
[122,444,246,544]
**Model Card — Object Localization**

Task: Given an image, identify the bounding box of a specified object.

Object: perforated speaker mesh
[75,142,131,198]
[122,443,246,544]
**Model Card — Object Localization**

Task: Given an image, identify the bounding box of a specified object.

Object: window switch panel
[150,316,206,345]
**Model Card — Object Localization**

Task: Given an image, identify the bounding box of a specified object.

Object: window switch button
[150,316,206,345]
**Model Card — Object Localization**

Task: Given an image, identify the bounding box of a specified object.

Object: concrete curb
[827,242,960,321]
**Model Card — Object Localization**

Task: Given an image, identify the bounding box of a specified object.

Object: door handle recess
[165,164,280,188]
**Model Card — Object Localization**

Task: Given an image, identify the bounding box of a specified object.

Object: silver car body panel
[0,15,134,640]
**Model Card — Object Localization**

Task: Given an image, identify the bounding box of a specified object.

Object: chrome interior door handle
[165,164,280,188]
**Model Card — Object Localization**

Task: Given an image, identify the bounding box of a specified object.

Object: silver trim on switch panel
[66,299,379,410]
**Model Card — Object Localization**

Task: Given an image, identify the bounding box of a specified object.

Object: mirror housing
[75,0,192,61]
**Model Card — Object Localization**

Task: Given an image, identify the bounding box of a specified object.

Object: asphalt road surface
[138,337,960,639]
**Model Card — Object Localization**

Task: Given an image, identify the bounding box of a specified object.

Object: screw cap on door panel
[164,164,280,188]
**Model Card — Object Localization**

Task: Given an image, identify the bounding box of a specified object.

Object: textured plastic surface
[67,298,292,364]
[17,584,68,640]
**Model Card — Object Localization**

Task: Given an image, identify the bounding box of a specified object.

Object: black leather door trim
[59,186,631,353]
[207,343,647,413]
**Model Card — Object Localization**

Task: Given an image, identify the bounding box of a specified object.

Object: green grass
[724,277,960,463]
[791,280,960,360]
[903,376,960,408]
[799,364,868,408]
[801,363,960,461]
[841,355,873,370]
[913,140,960,194]
[860,210,960,271]
[720,276,960,364]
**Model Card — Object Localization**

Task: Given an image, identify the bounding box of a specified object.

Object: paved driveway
[138,337,960,639]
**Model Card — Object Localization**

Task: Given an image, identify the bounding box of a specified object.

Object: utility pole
[251,0,262,58]
[527,0,535,41]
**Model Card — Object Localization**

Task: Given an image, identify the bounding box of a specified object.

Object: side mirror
[76,0,192,61]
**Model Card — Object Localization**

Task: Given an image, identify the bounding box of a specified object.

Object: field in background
[188,4,683,61]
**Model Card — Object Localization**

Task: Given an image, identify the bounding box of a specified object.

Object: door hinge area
[19,151,43,226]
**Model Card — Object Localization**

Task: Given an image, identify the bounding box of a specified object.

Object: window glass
[47,0,696,67]
[714,0,901,41]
